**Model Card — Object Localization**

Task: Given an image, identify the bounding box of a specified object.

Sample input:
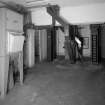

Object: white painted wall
[31,8,52,25]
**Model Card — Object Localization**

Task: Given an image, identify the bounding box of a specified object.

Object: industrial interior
[0,0,105,105]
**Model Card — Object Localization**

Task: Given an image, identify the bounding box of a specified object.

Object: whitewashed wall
[32,8,52,25]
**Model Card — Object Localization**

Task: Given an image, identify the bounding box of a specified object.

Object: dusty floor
[0,60,105,105]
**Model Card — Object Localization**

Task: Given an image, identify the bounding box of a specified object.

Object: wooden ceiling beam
[47,7,69,27]
[0,1,28,14]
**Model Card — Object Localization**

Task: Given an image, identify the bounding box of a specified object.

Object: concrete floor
[0,60,105,105]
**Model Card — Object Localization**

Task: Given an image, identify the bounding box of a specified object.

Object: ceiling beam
[47,6,69,27]
[0,1,28,14]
